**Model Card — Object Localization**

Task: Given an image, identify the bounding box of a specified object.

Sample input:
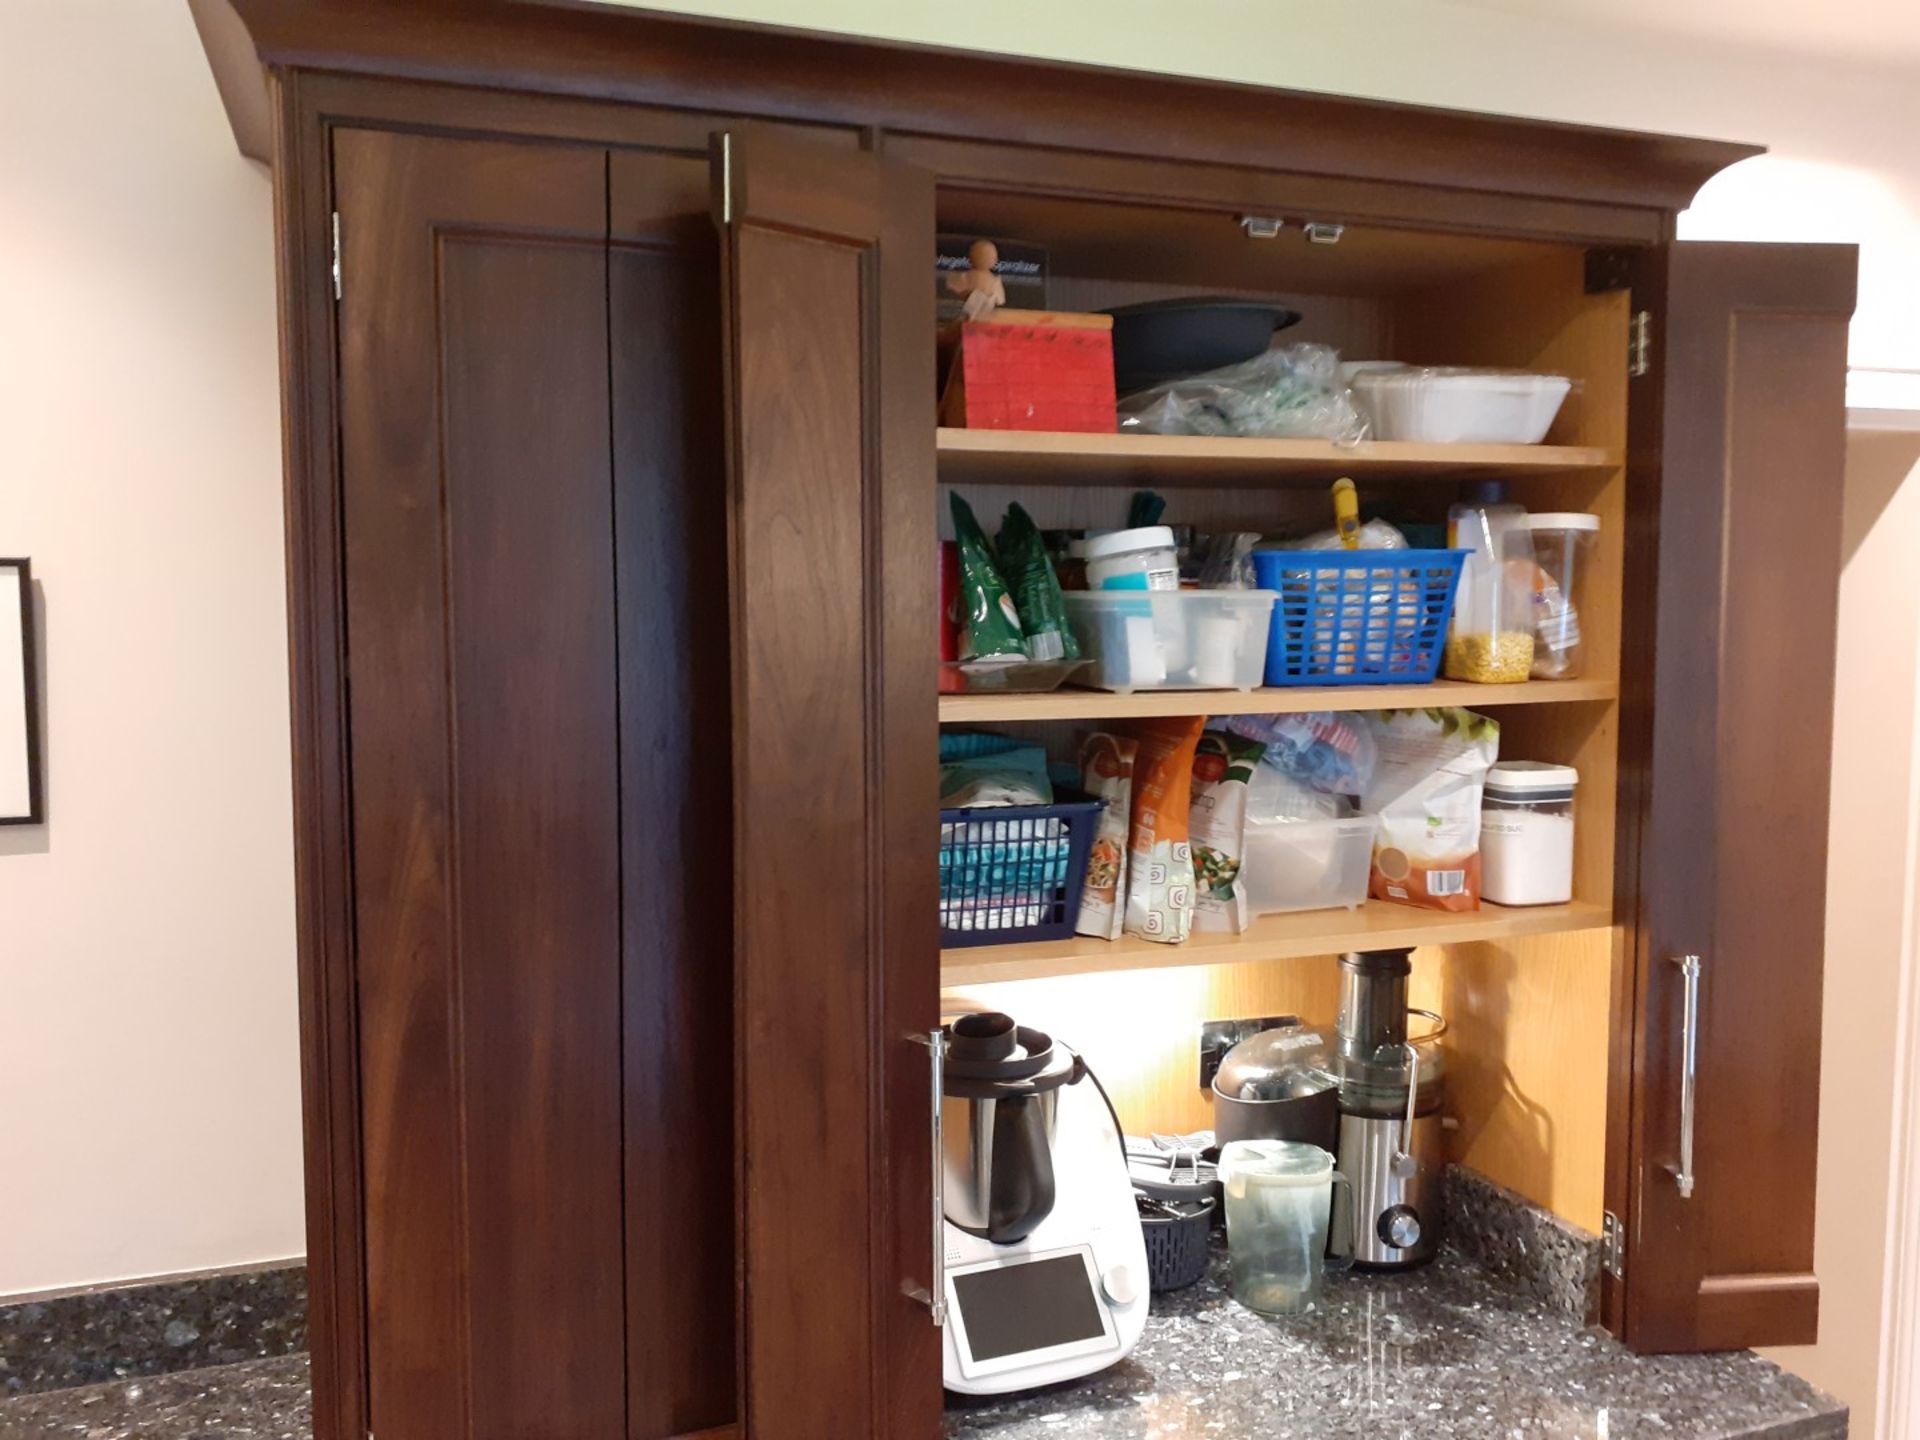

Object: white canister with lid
[1480,761,1578,906]
[1084,526,1178,592]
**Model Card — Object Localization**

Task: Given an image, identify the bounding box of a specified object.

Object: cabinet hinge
[1601,1210,1625,1279]
[1238,214,1284,240]
[330,211,342,302]
[1628,310,1652,378]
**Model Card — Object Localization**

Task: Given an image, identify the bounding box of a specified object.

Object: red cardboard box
[940,310,1117,433]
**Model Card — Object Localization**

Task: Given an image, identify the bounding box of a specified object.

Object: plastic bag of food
[939,736,1053,808]
[1075,732,1137,940]
[1281,517,1409,552]
[995,502,1080,662]
[1191,730,1266,934]
[1362,708,1500,911]
[1222,711,1375,798]
[949,491,1025,663]
[1116,344,1370,445]
[1245,764,1349,824]
[1124,716,1205,944]
[1190,531,1261,588]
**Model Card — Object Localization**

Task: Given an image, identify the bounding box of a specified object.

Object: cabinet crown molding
[188,0,1757,223]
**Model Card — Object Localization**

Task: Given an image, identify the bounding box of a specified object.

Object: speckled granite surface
[944,1241,1846,1440]
[0,1266,305,1396]
[0,1356,309,1439]
[0,1244,1842,1440]
[1445,1163,1604,1322]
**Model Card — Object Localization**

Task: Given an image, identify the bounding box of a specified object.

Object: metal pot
[1209,1024,1341,1152]
[940,1012,1082,1244]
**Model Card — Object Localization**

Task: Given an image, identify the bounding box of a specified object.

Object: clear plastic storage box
[1241,815,1379,915]
[1351,368,1571,445]
[1062,590,1277,692]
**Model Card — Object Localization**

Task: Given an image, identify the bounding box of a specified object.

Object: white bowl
[1352,369,1571,445]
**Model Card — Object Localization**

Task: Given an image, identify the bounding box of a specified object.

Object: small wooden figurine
[945,238,1007,320]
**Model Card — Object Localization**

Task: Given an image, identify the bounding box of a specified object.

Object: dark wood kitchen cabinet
[190,2,1854,1435]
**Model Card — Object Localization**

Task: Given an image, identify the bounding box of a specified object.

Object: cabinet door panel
[1618,241,1856,1352]
[336,129,623,1438]
[610,149,738,1439]
[714,127,940,1438]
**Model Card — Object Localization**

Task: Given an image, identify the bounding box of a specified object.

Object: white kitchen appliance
[938,1012,1148,1396]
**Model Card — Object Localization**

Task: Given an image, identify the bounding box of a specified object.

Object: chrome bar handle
[904,1029,948,1325]
[1669,954,1702,1200]
[1391,1041,1420,1179]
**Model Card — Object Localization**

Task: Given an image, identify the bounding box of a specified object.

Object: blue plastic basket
[1251,548,1468,687]
[939,789,1105,948]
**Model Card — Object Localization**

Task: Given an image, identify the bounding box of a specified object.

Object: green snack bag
[996,502,1081,663]
[949,492,1025,663]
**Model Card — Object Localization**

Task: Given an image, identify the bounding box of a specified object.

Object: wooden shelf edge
[939,677,1618,723]
[940,900,1614,988]
[935,427,1621,480]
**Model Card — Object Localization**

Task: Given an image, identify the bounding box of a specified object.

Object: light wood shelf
[941,899,1613,987]
[936,427,1622,485]
[939,677,1617,724]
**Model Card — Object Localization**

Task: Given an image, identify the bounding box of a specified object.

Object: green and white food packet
[949,491,1025,663]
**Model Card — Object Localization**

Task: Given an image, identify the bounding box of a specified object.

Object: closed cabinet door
[1612,241,1857,1352]
[333,128,734,1439]
[712,126,941,1438]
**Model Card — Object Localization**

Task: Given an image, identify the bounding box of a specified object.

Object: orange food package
[1123,716,1205,944]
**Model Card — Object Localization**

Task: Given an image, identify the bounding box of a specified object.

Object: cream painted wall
[626,0,1920,407]
[1756,430,1920,1435]
[0,1,301,1293]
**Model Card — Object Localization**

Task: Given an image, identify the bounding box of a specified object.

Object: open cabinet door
[1614,242,1856,1352]
[714,128,941,1436]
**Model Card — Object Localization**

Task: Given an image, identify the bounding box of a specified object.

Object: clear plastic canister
[1525,513,1599,680]
[1444,498,1535,684]
[1480,761,1577,906]
[1084,526,1179,592]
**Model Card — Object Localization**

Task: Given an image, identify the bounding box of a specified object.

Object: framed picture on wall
[1,559,43,825]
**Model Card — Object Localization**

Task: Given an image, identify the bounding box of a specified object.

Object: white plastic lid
[1525,513,1601,533]
[1083,526,1175,561]
[1486,760,1579,792]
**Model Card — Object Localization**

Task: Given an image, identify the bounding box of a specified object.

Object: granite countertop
[0,1354,308,1440]
[0,1248,1843,1440]
[944,1243,1846,1440]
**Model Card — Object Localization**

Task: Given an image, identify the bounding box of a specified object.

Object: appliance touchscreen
[951,1254,1107,1363]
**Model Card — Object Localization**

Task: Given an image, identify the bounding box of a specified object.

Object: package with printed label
[1123,716,1205,944]
[1190,729,1266,934]
[1075,732,1137,941]
[1362,709,1499,911]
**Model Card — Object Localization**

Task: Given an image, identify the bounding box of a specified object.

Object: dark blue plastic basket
[939,789,1105,948]
[1252,548,1468,687]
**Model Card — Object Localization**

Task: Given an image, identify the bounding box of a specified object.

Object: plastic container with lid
[1062,589,1276,691]
[1444,491,1535,683]
[1525,513,1599,680]
[1084,526,1178,591]
[1480,761,1578,906]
